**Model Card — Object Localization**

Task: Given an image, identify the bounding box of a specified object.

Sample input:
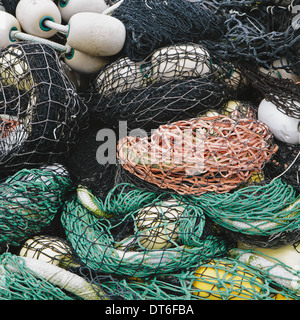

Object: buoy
[66,12,126,56]
[64,48,111,74]
[150,44,211,81]
[0,11,21,49]
[16,0,62,38]
[58,0,109,22]
[259,58,300,83]
[258,98,300,144]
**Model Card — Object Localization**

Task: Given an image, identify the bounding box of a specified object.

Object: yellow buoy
[192,259,264,300]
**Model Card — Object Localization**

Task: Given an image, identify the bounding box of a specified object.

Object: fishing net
[264,138,300,193]
[0,42,88,173]
[111,0,225,62]
[191,178,300,248]
[0,251,106,300]
[83,42,247,134]
[197,1,300,71]
[97,255,298,300]
[64,119,118,201]
[0,163,73,249]
[116,114,277,196]
[61,183,232,277]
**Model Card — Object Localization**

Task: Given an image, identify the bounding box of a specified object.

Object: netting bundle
[84,42,245,133]
[98,255,298,300]
[264,139,300,193]
[64,120,118,201]
[197,1,300,71]
[61,183,232,277]
[111,0,225,62]
[191,178,300,247]
[0,252,106,300]
[0,163,73,248]
[117,114,277,196]
[0,42,88,173]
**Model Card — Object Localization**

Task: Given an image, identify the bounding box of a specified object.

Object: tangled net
[98,254,298,300]
[191,178,300,247]
[111,0,225,62]
[117,115,277,195]
[0,42,88,173]
[0,164,73,248]
[84,42,246,133]
[61,183,231,277]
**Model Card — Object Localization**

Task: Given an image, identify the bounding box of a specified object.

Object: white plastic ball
[0,12,21,48]
[58,0,109,22]
[258,98,300,144]
[16,0,62,38]
[66,12,126,56]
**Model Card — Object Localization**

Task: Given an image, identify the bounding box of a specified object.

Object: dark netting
[83,43,248,134]
[191,178,300,248]
[238,64,300,118]
[0,164,73,249]
[64,119,118,201]
[0,42,88,173]
[264,138,300,193]
[111,0,225,62]
[197,1,300,71]
[61,183,233,277]
[116,114,278,196]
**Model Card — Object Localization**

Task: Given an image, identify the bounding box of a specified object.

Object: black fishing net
[0,42,88,173]
[111,0,225,62]
[83,42,249,134]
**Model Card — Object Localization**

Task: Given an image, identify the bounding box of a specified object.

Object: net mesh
[116,114,278,196]
[61,183,232,277]
[0,42,88,173]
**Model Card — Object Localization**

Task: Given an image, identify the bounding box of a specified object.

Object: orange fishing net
[117,115,278,195]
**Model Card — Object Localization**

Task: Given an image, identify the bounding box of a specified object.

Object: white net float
[150,43,212,82]
[66,12,126,56]
[258,98,300,145]
[64,48,111,74]
[0,11,21,48]
[16,0,62,38]
[259,57,300,83]
[58,0,109,22]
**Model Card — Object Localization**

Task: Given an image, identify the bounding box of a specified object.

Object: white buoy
[58,0,109,22]
[16,0,62,38]
[95,57,148,94]
[258,98,300,144]
[66,12,126,56]
[0,12,21,49]
[64,48,111,74]
[151,44,211,81]
[259,58,300,83]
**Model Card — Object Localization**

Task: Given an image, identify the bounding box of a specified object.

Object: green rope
[190,179,300,235]
[61,183,230,277]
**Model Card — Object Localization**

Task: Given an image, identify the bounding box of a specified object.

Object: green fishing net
[0,252,76,300]
[0,164,73,248]
[61,183,232,277]
[190,178,300,247]
[97,254,299,300]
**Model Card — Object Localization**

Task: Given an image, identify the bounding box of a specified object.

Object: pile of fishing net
[0,0,300,301]
[0,41,88,174]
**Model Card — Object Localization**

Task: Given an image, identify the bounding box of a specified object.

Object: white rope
[10,30,72,53]
[43,19,69,34]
